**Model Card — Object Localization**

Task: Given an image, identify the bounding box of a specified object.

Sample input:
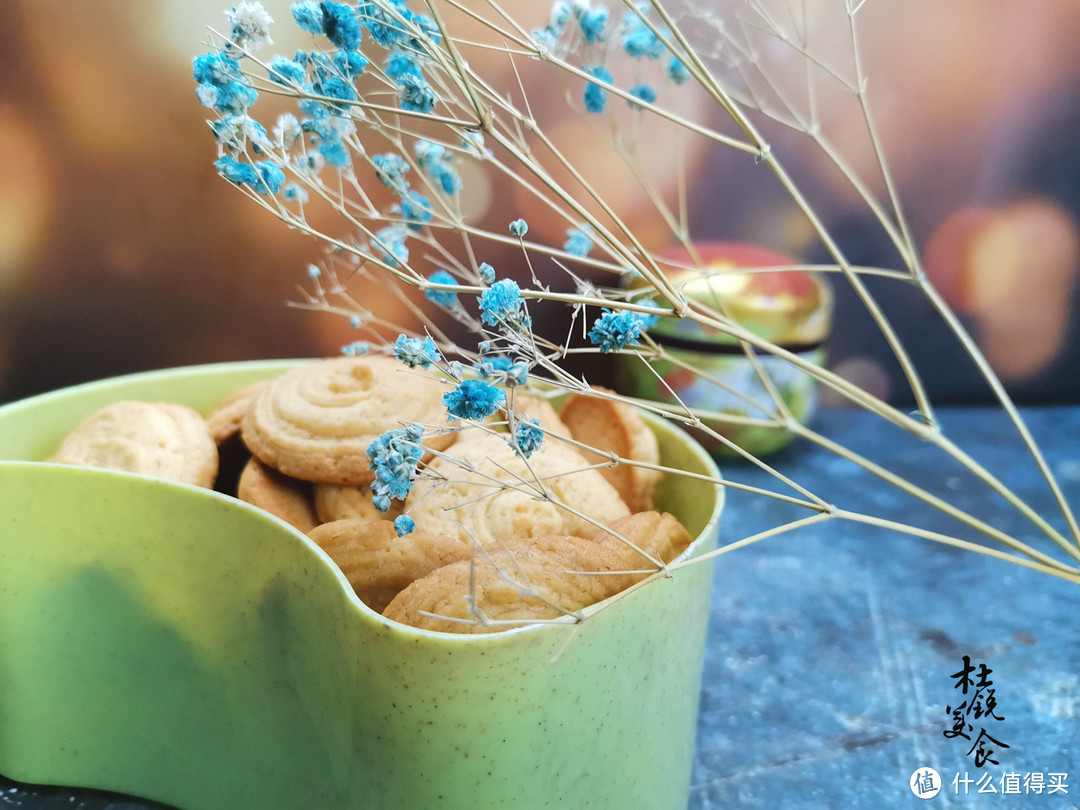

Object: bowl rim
[0,359,724,641]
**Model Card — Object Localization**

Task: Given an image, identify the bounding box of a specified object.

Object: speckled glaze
[0,361,723,810]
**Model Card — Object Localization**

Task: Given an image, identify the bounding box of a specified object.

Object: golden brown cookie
[308,518,468,612]
[405,434,630,546]
[313,482,403,523]
[48,401,218,488]
[383,534,640,634]
[383,510,695,633]
[241,356,453,485]
[509,392,572,438]
[237,457,318,533]
[592,511,694,566]
[205,381,267,445]
[558,390,662,512]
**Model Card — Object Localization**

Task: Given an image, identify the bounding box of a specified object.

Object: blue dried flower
[319,140,351,168]
[372,494,392,513]
[374,225,408,267]
[367,423,425,502]
[201,80,259,114]
[193,52,241,85]
[628,82,658,110]
[373,153,411,191]
[358,0,412,47]
[394,515,416,537]
[508,218,529,237]
[393,334,439,369]
[635,298,662,329]
[210,114,268,152]
[317,75,357,108]
[398,75,436,113]
[443,379,506,421]
[576,6,608,44]
[588,309,646,353]
[667,55,691,84]
[256,161,286,195]
[532,26,559,51]
[282,183,308,203]
[334,48,369,77]
[268,55,305,85]
[478,262,496,285]
[319,1,362,48]
[400,190,432,230]
[290,1,323,34]
[620,8,666,59]
[508,361,529,386]
[475,354,512,378]
[563,224,594,257]
[214,154,260,186]
[341,340,370,355]
[407,13,442,49]
[425,270,459,306]
[550,1,572,29]
[414,140,460,194]
[583,65,613,114]
[513,418,544,458]
[479,278,530,329]
[386,53,423,82]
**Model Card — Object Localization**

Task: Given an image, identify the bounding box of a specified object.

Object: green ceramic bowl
[0,361,723,810]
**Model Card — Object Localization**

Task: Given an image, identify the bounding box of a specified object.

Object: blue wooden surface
[4,406,1079,808]
[689,406,1080,808]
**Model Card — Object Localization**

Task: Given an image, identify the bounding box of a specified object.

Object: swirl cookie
[237,457,318,533]
[405,433,630,546]
[308,518,468,612]
[384,510,695,633]
[241,356,453,485]
[558,390,662,512]
[48,401,218,488]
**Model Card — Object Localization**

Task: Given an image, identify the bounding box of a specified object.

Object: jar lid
[634,242,834,347]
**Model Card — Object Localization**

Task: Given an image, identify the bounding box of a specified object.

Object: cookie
[241,356,453,485]
[591,510,694,566]
[205,381,267,445]
[382,534,641,634]
[405,433,630,546]
[558,389,662,512]
[48,401,218,488]
[313,482,403,522]
[384,510,694,633]
[509,392,572,438]
[308,518,468,612]
[237,457,318,533]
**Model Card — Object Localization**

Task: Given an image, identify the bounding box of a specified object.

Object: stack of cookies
[46,357,694,633]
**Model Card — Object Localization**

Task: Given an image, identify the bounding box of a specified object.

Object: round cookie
[384,510,694,633]
[48,401,218,488]
[308,518,468,612]
[205,381,267,445]
[237,457,318,533]
[405,433,630,546]
[241,356,453,485]
[558,390,662,512]
[382,534,637,634]
[313,482,403,523]
[508,392,572,438]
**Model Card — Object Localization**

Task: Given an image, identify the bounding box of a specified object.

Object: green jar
[618,241,834,457]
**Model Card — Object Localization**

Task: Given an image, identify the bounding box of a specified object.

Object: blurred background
[2,0,1079,406]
